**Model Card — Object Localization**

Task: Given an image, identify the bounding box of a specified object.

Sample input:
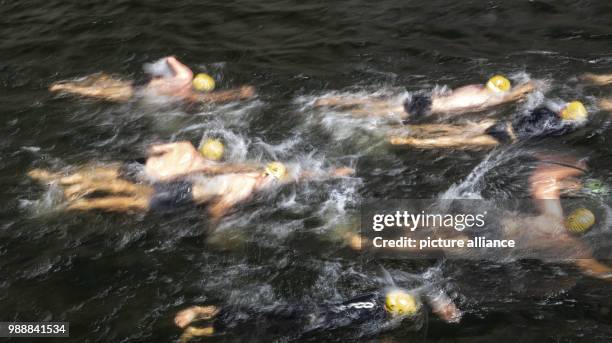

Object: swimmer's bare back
[430,81,536,116]
[145,141,260,182]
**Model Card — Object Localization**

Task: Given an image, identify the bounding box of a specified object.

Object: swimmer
[390,100,588,149]
[343,156,612,280]
[173,287,460,342]
[49,56,255,103]
[503,159,612,280]
[28,157,354,219]
[314,75,536,120]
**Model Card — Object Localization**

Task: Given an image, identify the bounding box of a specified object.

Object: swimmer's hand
[600,99,612,111]
[331,167,355,177]
[239,85,256,99]
[174,305,219,328]
[434,302,462,323]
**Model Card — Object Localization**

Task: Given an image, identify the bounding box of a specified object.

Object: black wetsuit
[212,292,389,340]
[404,95,432,119]
[485,107,575,143]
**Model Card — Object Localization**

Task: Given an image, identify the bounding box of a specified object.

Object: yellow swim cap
[384,289,420,317]
[560,101,588,121]
[192,73,216,92]
[486,75,511,93]
[199,138,224,161]
[264,162,287,180]
[565,208,595,234]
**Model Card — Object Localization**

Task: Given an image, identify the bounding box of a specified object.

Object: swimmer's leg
[174,306,220,328]
[581,73,612,86]
[403,120,496,136]
[50,73,134,102]
[58,166,123,185]
[63,179,152,200]
[180,326,214,343]
[66,195,150,212]
[342,102,405,117]
[600,98,612,111]
[29,166,138,197]
[389,134,500,149]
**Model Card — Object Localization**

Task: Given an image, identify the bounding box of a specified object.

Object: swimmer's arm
[389,134,499,149]
[423,289,462,323]
[189,86,256,103]
[501,81,537,103]
[574,258,612,281]
[581,73,612,86]
[166,56,193,80]
[529,160,586,216]
[191,161,261,175]
[600,98,612,111]
[208,197,240,220]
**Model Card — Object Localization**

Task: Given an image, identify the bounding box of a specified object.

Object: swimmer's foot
[174,306,220,329]
[27,169,61,183]
[180,326,214,343]
[64,183,94,200]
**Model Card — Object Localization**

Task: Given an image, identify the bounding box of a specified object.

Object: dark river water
[2,0,612,342]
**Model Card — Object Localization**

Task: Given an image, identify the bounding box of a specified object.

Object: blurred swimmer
[390,100,588,149]
[343,157,611,280]
[28,155,354,219]
[505,159,612,280]
[49,56,255,103]
[314,75,536,120]
[173,287,460,342]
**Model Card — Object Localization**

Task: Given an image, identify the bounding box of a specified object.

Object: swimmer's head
[565,208,595,234]
[193,73,216,92]
[264,162,287,180]
[560,101,588,121]
[486,75,511,93]
[199,138,224,161]
[384,289,420,317]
